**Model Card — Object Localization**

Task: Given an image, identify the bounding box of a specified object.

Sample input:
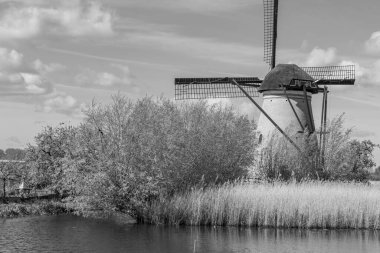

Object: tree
[323,115,378,181]
[0,149,5,159]
[0,161,24,202]
[4,148,26,160]
[257,115,378,182]
[257,129,320,181]
[371,166,380,180]
[70,96,257,215]
[339,140,378,181]
[26,124,77,192]
[24,95,257,215]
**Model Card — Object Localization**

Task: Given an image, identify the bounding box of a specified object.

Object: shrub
[0,201,68,218]
[257,115,377,182]
[370,167,380,181]
[80,96,256,215]
[26,95,257,216]
[257,129,320,181]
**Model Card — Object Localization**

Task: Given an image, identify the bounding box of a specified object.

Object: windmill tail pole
[280,84,304,132]
[321,86,328,165]
[230,78,302,153]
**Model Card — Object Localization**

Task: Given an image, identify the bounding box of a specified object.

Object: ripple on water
[1,215,380,253]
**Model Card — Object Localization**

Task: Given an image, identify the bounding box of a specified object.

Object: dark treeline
[1,95,378,219]
[0,149,26,160]
[370,166,380,180]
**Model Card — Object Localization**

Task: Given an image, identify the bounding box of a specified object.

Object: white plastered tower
[256,64,316,144]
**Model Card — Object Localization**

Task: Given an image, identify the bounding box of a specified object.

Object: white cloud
[292,46,380,88]
[0,71,53,96]
[0,46,83,116]
[75,65,133,88]
[20,73,50,94]
[97,72,119,87]
[124,31,262,65]
[365,31,380,54]
[0,47,54,96]
[120,0,259,13]
[339,59,380,87]
[304,47,337,67]
[38,93,86,117]
[0,0,113,40]
[33,59,65,74]
[0,47,23,68]
[339,60,366,81]
[368,60,380,84]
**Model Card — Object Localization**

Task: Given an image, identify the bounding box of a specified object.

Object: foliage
[22,96,378,218]
[257,115,378,182]
[0,161,26,200]
[25,95,257,216]
[143,181,380,229]
[26,124,77,192]
[0,148,26,160]
[371,166,380,181]
[77,96,256,215]
[257,130,320,181]
[322,115,378,181]
[0,200,69,218]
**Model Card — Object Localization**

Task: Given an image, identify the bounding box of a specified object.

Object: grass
[0,200,70,218]
[142,181,380,229]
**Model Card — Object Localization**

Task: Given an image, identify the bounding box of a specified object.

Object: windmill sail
[263,0,279,69]
[175,77,261,100]
[302,65,355,85]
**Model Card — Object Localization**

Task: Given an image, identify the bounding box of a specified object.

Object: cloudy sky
[1,0,380,164]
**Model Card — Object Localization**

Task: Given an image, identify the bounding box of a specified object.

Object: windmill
[174,0,355,153]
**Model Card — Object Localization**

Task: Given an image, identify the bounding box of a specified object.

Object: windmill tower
[174,0,355,153]
[257,64,316,141]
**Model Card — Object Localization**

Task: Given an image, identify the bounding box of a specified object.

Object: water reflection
[0,215,379,253]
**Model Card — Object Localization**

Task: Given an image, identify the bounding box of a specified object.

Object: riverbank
[143,181,380,229]
[0,200,70,218]
[3,181,380,229]
[0,200,137,224]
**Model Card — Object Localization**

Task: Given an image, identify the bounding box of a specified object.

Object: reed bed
[143,181,380,229]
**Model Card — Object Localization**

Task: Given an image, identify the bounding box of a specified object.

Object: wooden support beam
[281,84,305,132]
[303,85,315,132]
[230,78,302,153]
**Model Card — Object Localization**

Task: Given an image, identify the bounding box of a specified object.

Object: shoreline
[142,181,380,230]
[0,200,70,219]
[3,181,380,230]
[0,200,137,225]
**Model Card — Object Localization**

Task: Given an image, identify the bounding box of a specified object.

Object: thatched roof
[258,64,314,92]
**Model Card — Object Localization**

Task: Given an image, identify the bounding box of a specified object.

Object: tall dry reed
[143,181,380,229]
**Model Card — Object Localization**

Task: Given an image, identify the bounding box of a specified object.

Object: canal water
[1,215,379,253]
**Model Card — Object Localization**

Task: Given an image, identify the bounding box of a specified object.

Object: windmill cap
[258,64,314,92]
